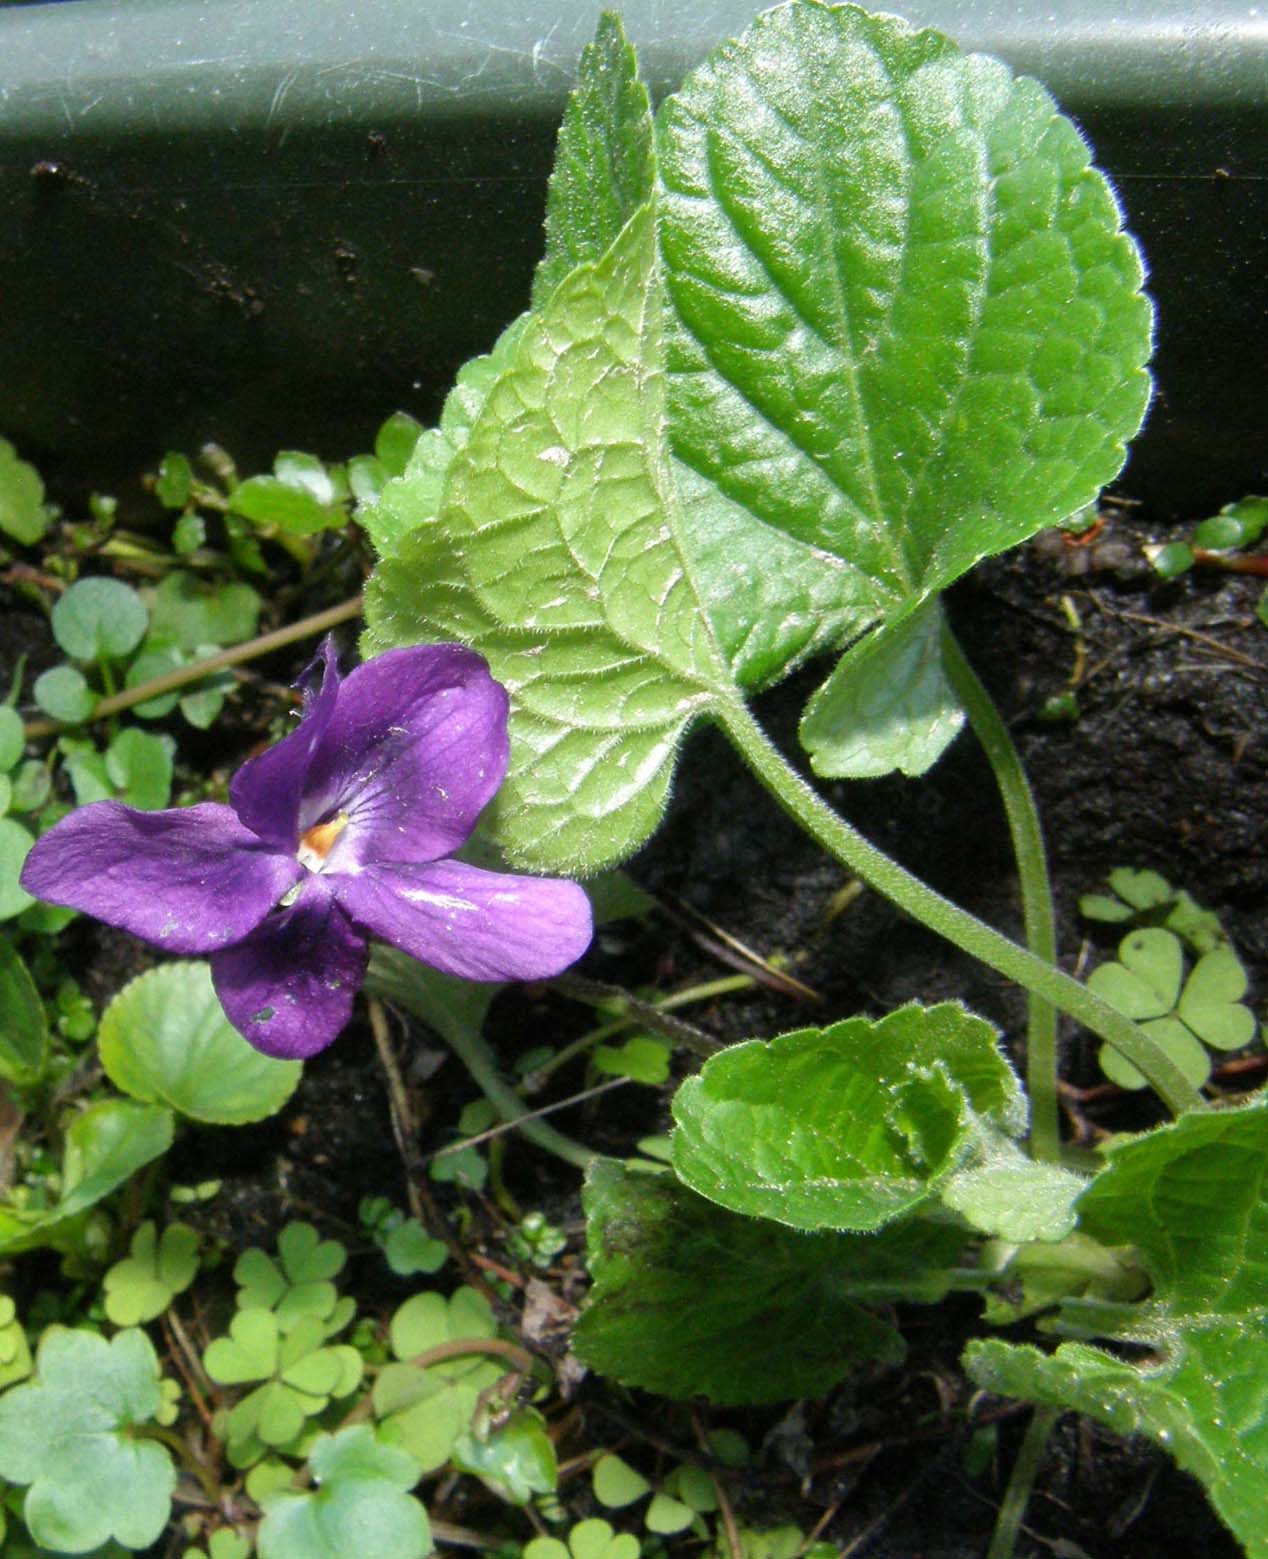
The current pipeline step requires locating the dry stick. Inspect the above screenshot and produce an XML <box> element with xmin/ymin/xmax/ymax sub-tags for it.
<box><xmin>553</xmin><ymin>973</ymin><xmax>723</xmax><ymax>1058</ymax></box>
<box><xmin>367</xmin><ymin>995</ymin><xmax>427</xmax><ymax>1225</ymax></box>
<box><xmin>692</xmin><ymin>1409</ymin><xmax>743</xmax><ymax>1559</ymax></box>
<box><xmin>426</xmin><ymin>1076</ymin><xmax>631</xmax><ymax>1161</ymax></box>
<box><xmin>21</xmin><ymin>593</ymin><xmax>364</xmax><ymax>741</ymax></box>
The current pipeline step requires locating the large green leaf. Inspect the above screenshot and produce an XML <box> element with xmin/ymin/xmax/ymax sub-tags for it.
<box><xmin>533</xmin><ymin>11</ymin><xmax>654</xmax><ymax>308</ymax></box>
<box><xmin>966</xmin><ymin>1104</ymin><xmax>1268</xmax><ymax>1559</ymax></box>
<box><xmin>658</xmin><ymin>0</ymin><xmax>1152</xmax><ymax>774</ymax></box>
<box><xmin>366</xmin><ymin>206</ymin><xmax>735</xmax><ymax>872</ymax></box>
<box><xmin>98</xmin><ymin>962</ymin><xmax>301</xmax><ymax>1125</ymax></box>
<box><xmin>574</xmin><ymin>1159</ymin><xmax>966</xmax><ymax>1404</ymax></box>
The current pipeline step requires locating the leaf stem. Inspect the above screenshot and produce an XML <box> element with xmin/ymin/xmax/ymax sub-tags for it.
<box><xmin>21</xmin><ymin>593</ymin><xmax>364</xmax><ymax>741</ymax></box>
<box><xmin>939</xmin><ymin>623</ymin><xmax>1061</xmax><ymax>1164</ymax></box>
<box><xmin>986</xmin><ymin>1404</ymin><xmax>1060</xmax><ymax>1559</ymax></box>
<box><xmin>715</xmin><ymin>698</ymin><xmax>1204</xmax><ymax>1117</ymax></box>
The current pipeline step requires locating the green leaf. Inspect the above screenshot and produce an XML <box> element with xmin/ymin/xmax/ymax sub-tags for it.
<box><xmin>0</xmin><ymin>818</ymin><xmax>35</xmax><ymax>920</ymax></box>
<box><xmin>529</xmin><ymin>1518</ymin><xmax>640</xmax><ymax>1559</ymax></box>
<box><xmin>232</xmin><ymin>453</ymin><xmax>346</xmax><ymax>535</ymax></box>
<box><xmin>0</xmin><ymin>1327</ymin><xmax>176</xmax><ymax>1553</ymax></box>
<box><xmin>102</xmin><ymin>1221</ymin><xmax>200</xmax><ymax>1326</ymax></box>
<box><xmin>374</xmin><ymin>412</ymin><xmax>425</xmax><ymax>477</ymax></box>
<box><xmin>0</xmin><ymin>438</ymin><xmax>48</xmax><ymax>545</ymax></box>
<box><xmin>798</xmin><ymin>601</ymin><xmax>964</xmax><ymax>778</ymax></box>
<box><xmin>59</xmin><ymin>1099</ymin><xmax>174</xmax><ymax>1222</ymax></box>
<box><xmin>594</xmin><ymin>1034</ymin><xmax>671</xmax><ymax>1084</ymax></box>
<box><xmin>592</xmin><ymin>1452</ymin><xmax>651</xmax><ymax>1508</ymax></box>
<box><xmin>1088</xmin><ymin>927</ymin><xmax>1183</xmax><ymax>1019</ymax></box>
<box><xmin>8</xmin><ymin>758</ymin><xmax>49</xmax><ymax>814</ymax></box>
<box><xmin>1177</xmin><ymin>943</ymin><xmax>1257</xmax><ymax>1051</ymax></box>
<box><xmin>366</xmin><ymin>206</ymin><xmax>733</xmax><ymax>873</ymax></box>
<box><xmin>257</xmin><ymin>1425</ymin><xmax>429</xmax><ymax>1559</ymax></box>
<box><xmin>966</xmin><ymin>1103</ymin><xmax>1268</xmax><ymax>1559</ymax></box>
<box><xmin>533</xmin><ymin>10</ymin><xmax>655</xmax><ymax>307</ymax></box>
<box><xmin>106</xmin><ymin>727</ymin><xmax>173</xmax><ymax>809</ymax></box>
<box><xmin>146</xmin><ymin>573</ymin><xmax>262</xmax><ymax>650</ymax></box>
<box><xmin>0</xmin><ymin>1295</ymin><xmax>33</xmax><ymax>1390</ymax></box>
<box><xmin>98</xmin><ymin>962</ymin><xmax>302</xmax><ymax>1125</ymax></box>
<box><xmin>154</xmin><ymin>451</ymin><xmax>193</xmax><ymax>509</ymax></box>
<box><xmin>0</xmin><ymin>939</ymin><xmax>49</xmax><ymax>1085</ymax></box>
<box><xmin>659</xmin><ymin>0</ymin><xmax>1152</xmax><ymax>774</ymax></box>
<box><xmin>453</xmin><ymin>1406</ymin><xmax>558</xmax><ymax>1503</ymax></box>
<box><xmin>573</xmin><ymin>1159</ymin><xmax>965</xmax><ymax>1404</ymax></box>
<box><xmin>125</xmin><ymin>644</ymin><xmax>183</xmax><ymax>718</ymax></box>
<box><xmin>51</xmin><ymin>578</ymin><xmax>148</xmax><ymax>660</ymax></box>
<box><xmin>670</xmin><ymin>1003</ymin><xmax>1023</xmax><ymax>1232</ymax></box>
<box><xmin>382</xmin><ymin>1221</ymin><xmax>447</xmax><ymax>1277</ymax></box>
<box><xmin>0</xmin><ymin>706</ymin><xmax>24</xmax><ymax>772</ymax></box>
<box><xmin>32</xmin><ymin>666</ymin><xmax>98</xmax><ymax>724</ymax></box>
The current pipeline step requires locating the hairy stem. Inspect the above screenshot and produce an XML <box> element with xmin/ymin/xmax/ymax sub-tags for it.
<box><xmin>940</xmin><ymin>623</ymin><xmax>1061</xmax><ymax>1163</ymax></box>
<box><xmin>716</xmin><ymin>699</ymin><xmax>1203</xmax><ymax>1117</ymax></box>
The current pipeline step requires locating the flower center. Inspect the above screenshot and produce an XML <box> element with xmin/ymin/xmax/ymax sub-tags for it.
<box><xmin>297</xmin><ymin>812</ymin><xmax>350</xmax><ymax>872</ymax></box>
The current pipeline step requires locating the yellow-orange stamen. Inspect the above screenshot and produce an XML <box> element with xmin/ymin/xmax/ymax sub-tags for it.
<box><xmin>298</xmin><ymin>813</ymin><xmax>350</xmax><ymax>869</ymax></box>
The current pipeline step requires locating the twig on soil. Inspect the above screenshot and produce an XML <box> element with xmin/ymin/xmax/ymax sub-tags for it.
<box><xmin>693</xmin><ymin>1409</ymin><xmax>743</xmax><ymax>1559</ymax></box>
<box><xmin>662</xmin><ymin>895</ymin><xmax>823</xmax><ymax>1002</ymax></box>
<box><xmin>553</xmin><ymin>973</ymin><xmax>724</xmax><ymax>1057</ymax></box>
<box><xmin>20</xmin><ymin>592</ymin><xmax>364</xmax><ymax>740</ymax></box>
<box><xmin>425</xmin><ymin>1077</ymin><xmax>630</xmax><ymax>1162</ymax></box>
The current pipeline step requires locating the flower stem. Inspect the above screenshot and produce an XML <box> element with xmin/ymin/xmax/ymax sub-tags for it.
<box><xmin>715</xmin><ymin>697</ymin><xmax>1204</xmax><ymax>1117</ymax></box>
<box><xmin>22</xmin><ymin>593</ymin><xmax>364</xmax><ymax>740</ymax></box>
<box><xmin>939</xmin><ymin>623</ymin><xmax>1061</xmax><ymax>1164</ymax></box>
<box><xmin>987</xmin><ymin>1404</ymin><xmax>1060</xmax><ymax>1559</ymax></box>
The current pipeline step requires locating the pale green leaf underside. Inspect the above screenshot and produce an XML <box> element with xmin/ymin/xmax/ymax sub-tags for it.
<box><xmin>798</xmin><ymin>600</ymin><xmax>964</xmax><ymax>777</ymax></box>
<box><xmin>671</xmin><ymin>1002</ymin><xmax>1027</xmax><ymax>1233</ymax></box>
<box><xmin>366</xmin><ymin>206</ymin><xmax>732</xmax><ymax>873</ymax></box>
<box><xmin>966</xmin><ymin>1104</ymin><xmax>1268</xmax><ymax>1558</ymax></box>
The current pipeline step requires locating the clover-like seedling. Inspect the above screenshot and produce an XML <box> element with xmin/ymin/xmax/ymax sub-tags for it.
<box><xmin>526</xmin><ymin>1516</ymin><xmax>641</xmax><ymax>1559</ymax></box>
<box><xmin>256</xmin><ymin>1425</ymin><xmax>430</xmax><ymax>1559</ymax></box>
<box><xmin>507</xmin><ymin>1211</ymin><xmax>568</xmax><ymax>1271</ymax></box>
<box><xmin>103</xmin><ymin>1220</ymin><xmax>200</xmax><ymax>1326</ymax></box>
<box><xmin>203</xmin><ymin>1310</ymin><xmax>363</xmax><ymax>1457</ymax></box>
<box><xmin>1088</xmin><ymin>927</ymin><xmax>1258</xmax><ymax>1090</ymax></box>
<box><xmin>372</xmin><ymin>1288</ymin><xmax>503</xmax><ymax>1473</ymax></box>
<box><xmin>1080</xmin><ymin>867</ymin><xmax>1227</xmax><ymax>956</ymax></box>
<box><xmin>0</xmin><ymin>1327</ymin><xmax>176</xmax><ymax>1553</ymax></box>
<box><xmin>235</xmin><ymin>1221</ymin><xmax>351</xmax><ymax>1334</ymax></box>
<box><xmin>0</xmin><ymin>1298</ymin><xmax>31</xmax><ymax>1391</ymax></box>
<box><xmin>182</xmin><ymin>1527</ymin><xmax>253</xmax><ymax>1559</ymax></box>
<box><xmin>359</xmin><ymin>1199</ymin><xmax>447</xmax><ymax>1277</ymax></box>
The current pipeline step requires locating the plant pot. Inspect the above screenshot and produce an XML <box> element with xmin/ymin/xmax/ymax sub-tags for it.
<box><xmin>0</xmin><ymin>0</ymin><xmax>1263</xmax><ymax>511</ymax></box>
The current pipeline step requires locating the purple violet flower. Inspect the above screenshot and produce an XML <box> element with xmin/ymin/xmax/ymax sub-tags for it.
<box><xmin>20</xmin><ymin>640</ymin><xmax>593</xmax><ymax>1060</ymax></box>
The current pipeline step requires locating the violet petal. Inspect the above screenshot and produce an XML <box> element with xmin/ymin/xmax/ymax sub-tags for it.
<box><xmin>211</xmin><ymin>877</ymin><xmax>368</xmax><ymax>1059</ymax></box>
<box><xmin>19</xmin><ymin>802</ymin><xmax>300</xmax><ymax>954</ymax></box>
<box><xmin>335</xmin><ymin>858</ymin><xmax>593</xmax><ymax>982</ymax></box>
<box><xmin>230</xmin><ymin>637</ymin><xmax>341</xmax><ymax>850</ymax></box>
<box><xmin>300</xmin><ymin>645</ymin><xmax>510</xmax><ymax>870</ymax></box>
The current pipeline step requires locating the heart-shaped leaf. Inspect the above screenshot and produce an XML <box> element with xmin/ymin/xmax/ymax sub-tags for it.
<box><xmin>0</xmin><ymin>1328</ymin><xmax>176</xmax><ymax>1553</ymax></box>
<box><xmin>1177</xmin><ymin>943</ymin><xmax>1257</xmax><ymax>1051</ymax></box>
<box><xmin>659</xmin><ymin>0</ymin><xmax>1152</xmax><ymax>776</ymax></box>
<box><xmin>1088</xmin><ymin>927</ymin><xmax>1184</xmax><ymax>1020</ymax></box>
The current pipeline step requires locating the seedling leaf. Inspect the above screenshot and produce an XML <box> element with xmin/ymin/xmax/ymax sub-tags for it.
<box><xmin>103</xmin><ymin>1221</ymin><xmax>200</xmax><ymax>1326</ymax></box>
<box><xmin>0</xmin><ymin>940</ymin><xmax>49</xmax><ymax>1085</ymax></box>
<box><xmin>0</xmin><ymin>438</ymin><xmax>48</xmax><ymax>545</ymax></box>
<box><xmin>52</xmin><ymin>578</ymin><xmax>148</xmax><ymax>661</ymax></box>
<box><xmin>257</xmin><ymin>1425</ymin><xmax>429</xmax><ymax>1559</ymax></box>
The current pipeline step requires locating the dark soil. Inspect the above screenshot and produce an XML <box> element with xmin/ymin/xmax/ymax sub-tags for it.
<box><xmin>2</xmin><ymin>499</ymin><xmax>1262</xmax><ymax>1558</ymax></box>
